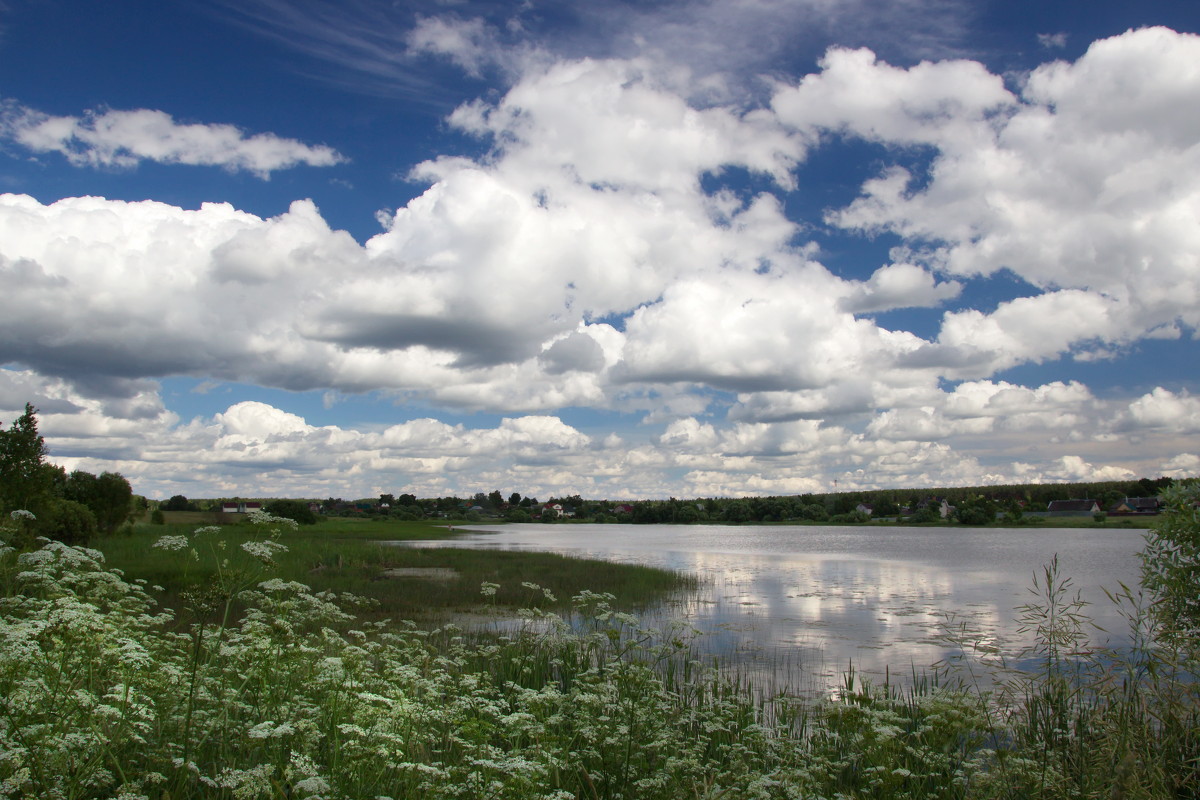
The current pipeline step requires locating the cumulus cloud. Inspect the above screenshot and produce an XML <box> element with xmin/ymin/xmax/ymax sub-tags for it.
<box><xmin>790</xmin><ymin>28</ymin><xmax>1200</xmax><ymax>365</ymax></box>
<box><xmin>839</xmin><ymin>263</ymin><xmax>961</xmax><ymax>313</ymax></box>
<box><xmin>1</xmin><ymin>100</ymin><xmax>345</xmax><ymax>177</ymax></box>
<box><xmin>4</xmin><ymin>26</ymin><xmax>1200</xmax><ymax>496</ymax></box>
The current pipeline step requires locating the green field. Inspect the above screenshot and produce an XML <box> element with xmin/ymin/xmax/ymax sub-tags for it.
<box><xmin>102</xmin><ymin>514</ymin><xmax>695</xmax><ymax>622</ymax></box>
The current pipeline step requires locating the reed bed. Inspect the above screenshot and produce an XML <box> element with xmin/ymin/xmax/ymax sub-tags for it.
<box><xmin>1</xmin><ymin>509</ymin><xmax>1197</xmax><ymax>799</ymax></box>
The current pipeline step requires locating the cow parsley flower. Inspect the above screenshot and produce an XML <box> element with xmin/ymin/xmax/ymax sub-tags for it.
<box><xmin>241</xmin><ymin>539</ymin><xmax>288</xmax><ymax>564</ymax></box>
<box><xmin>152</xmin><ymin>535</ymin><xmax>189</xmax><ymax>552</ymax></box>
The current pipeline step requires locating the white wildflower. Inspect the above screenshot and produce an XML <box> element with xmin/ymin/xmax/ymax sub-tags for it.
<box><xmin>292</xmin><ymin>776</ymin><xmax>331</xmax><ymax>797</ymax></box>
<box><xmin>241</xmin><ymin>539</ymin><xmax>288</xmax><ymax>564</ymax></box>
<box><xmin>9</xmin><ymin>509</ymin><xmax>35</xmax><ymax>521</ymax></box>
<box><xmin>152</xmin><ymin>535</ymin><xmax>189</xmax><ymax>552</ymax></box>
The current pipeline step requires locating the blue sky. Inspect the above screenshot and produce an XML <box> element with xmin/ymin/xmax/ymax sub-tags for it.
<box><xmin>1</xmin><ymin>0</ymin><xmax>1198</xmax><ymax>501</ymax></box>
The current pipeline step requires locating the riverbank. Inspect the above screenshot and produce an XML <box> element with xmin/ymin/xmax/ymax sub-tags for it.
<box><xmin>2</xmin><ymin>510</ymin><xmax>1196</xmax><ymax>800</ymax></box>
<box><xmin>99</xmin><ymin>515</ymin><xmax>696</xmax><ymax>622</ymax></box>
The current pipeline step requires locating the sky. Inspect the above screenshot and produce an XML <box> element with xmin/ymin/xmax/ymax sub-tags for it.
<box><xmin>1</xmin><ymin>0</ymin><xmax>1199</xmax><ymax>502</ymax></box>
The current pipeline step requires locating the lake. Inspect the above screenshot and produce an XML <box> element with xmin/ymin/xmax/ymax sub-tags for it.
<box><xmin>397</xmin><ymin>523</ymin><xmax>1148</xmax><ymax>692</ymax></box>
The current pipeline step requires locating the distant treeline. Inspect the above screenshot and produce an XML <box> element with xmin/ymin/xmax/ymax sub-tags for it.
<box><xmin>163</xmin><ymin>476</ymin><xmax>1176</xmax><ymax>526</ymax></box>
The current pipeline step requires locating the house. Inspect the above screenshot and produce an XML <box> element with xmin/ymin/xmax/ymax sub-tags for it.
<box><xmin>1109</xmin><ymin>497</ymin><xmax>1161</xmax><ymax>515</ymax></box>
<box><xmin>221</xmin><ymin>501</ymin><xmax>262</xmax><ymax>514</ymax></box>
<box><xmin>542</xmin><ymin>503</ymin><xmax>564</xmax><ymax>518</ymax></box>
<box><xmin>855</xmin><ymin>503</ymin><xmax>874</xmax><ymax>517</ymax></box>
<box><xmin>1047</xmin><ymin>499</ymin><xmax>1101</xmax><ymax>516</ymax></box>
<box><xmin>613</xmin><ymin>504</ymin><xmax>635</xmax><ymax>515</ymax></box>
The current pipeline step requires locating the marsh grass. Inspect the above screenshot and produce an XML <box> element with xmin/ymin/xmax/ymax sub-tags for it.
<box><xmin>99</xmin><ymin>518</ymin><xmax>695</xmax><ymax>623</ymax></box>
<box><xmin>2</xmin><ymin>512</ymin><xmax>1198</xmax><ymax>800</ymax></box>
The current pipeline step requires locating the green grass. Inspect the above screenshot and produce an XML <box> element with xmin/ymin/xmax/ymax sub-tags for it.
<box><xmin>4</xmin><ymin>502</ymin><xmax>1199</xmax><ymax>800</ymax></box>
<box><xmin>102</xmin><ymin>516</ymin><xmax>695</xmax><ymax>622</ymax></box>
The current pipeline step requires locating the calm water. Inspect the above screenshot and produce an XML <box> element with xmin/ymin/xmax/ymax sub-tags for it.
<box><xmin>398</xmin><ymin>523</ymin><xmax>1146</xmax><ymax>690</ymax></box>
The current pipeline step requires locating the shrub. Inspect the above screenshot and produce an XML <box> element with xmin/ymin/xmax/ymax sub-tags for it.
<box><xmin>264</xmin><ymin>499</ymin><xmax>317</xmax><ymax>525</ymax></box>
<box><xmin>34</xmin><ymin>498</ymin><xmax>98</xmax><ymax>545</ymax></box>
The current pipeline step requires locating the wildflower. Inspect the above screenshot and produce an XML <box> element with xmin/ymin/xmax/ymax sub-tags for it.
<box><xmin>241</xmin><ymin>539</ymin><xmax>288</xmax><ymax>565</ymax></box>
<box><xmin>480</xmin><ymin>581</ymin><xmax>500</xmax><ymax>598</ymax></box>
<box><xmin>152</xmin><ymin>535</ymin><xmax>189</xmax><ymax>552</ymax></box>
<box><xmin>9</xmin><ymin>509</ymin><xmax>35</xmax><ymax>522</ymax></box>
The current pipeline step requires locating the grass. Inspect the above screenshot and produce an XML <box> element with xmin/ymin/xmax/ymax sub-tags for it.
<box><xmin>2</xmin><ymin>505</ymin><xmax>1197</xmax><ymax>799</ymax></box>
<box><xmin>100</xmin><ymin>515</ymin><xmax>696</xmax><ymax>622</ymax></box>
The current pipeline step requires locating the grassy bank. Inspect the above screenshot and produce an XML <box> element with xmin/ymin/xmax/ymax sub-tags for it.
<box><xmin>1</xmin><ymin>507</ymin><xmax>1197</xmax><ymax>799</ymax></box>
<box><xmin>99</xmin><ymin>515</ymin><xmax>695</xmax><ymax>621</ymax></box>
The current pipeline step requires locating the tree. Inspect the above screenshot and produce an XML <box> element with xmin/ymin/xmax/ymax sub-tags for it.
<box><xmin>64</xmin><ymin>470</ymin><xmax>133</xmax><ymax>534</ymax></box>
<box><xmin>0</xmin><ymin>403</ymin><xmax>52</xmax><ymax>513</ymax></box>
<box><xmin>162</xmin><ymin>494</ymin><xmax>194</xmax><ymax>512</ymax></box>
<box><xmin>265</xmin><ymin>499</ymin><xmax>317</xmax><ymax>525</ymax></box>
<box><xmin>508</xmin><ymin>492</ymin><xmax>522</xmax><ymax>506</ymax></box>
<box><xmin>488</xmin><ymin>490</ymin><xmax>504</xmax><ymax>507</ymax></box>
<box><xmin>379</xmin><ymin>493</ymin><xmax>395</xmax><ymax>507</ymax></box>
<box><xmin>36</xmin><ymin>498</ymin><xmax>98</xmax><ymax>545</ymax></box>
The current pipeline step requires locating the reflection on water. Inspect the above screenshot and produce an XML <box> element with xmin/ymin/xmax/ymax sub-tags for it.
<box><xmin>394</xmin><ymin>524</ymin><xmax>1144</xmax><ymax>691</ymax></box>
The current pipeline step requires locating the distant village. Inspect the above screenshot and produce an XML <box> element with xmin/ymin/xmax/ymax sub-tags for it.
<box><xmin>159</xmin><ymin>476</ymin><xmax>1176</xmax><ymax>526</ymax></box>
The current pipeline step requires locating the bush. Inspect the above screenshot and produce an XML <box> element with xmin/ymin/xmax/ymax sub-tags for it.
<box><xmin>34</xmin><ymin>498</ymin><xmax>98</xmax><ymax>545</ymax></box>
<box><xmin>264</xmin><ymin>499</ymin><xmax>317</xmax><ymax>525</ymax></box>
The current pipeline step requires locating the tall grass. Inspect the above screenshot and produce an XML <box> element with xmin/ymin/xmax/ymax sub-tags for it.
<box><xmin>1</xmin><ymin>510</ymin><xmax>1197</xmax><ymax>799</ymax></box>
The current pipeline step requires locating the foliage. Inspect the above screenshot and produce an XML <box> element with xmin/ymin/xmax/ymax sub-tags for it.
<box><xmin>1</xmin><ymin>512</ymin><xmax>1198</xmax><ymax>799</ymax></box>
<box><xmin>0</xmin><ymin>403</ymin><xmax>52</xmax><ymax>514</ymax></box>
<box><xmin>264</xmin><ymin>499</ymin><xmax>317</xmax><ymax>525</ymax></box>
<box><xmin>162</xmin><ymin>495</ymin><xmax>196</xmax><ymax>512</ymax></box>
<box><xmin>1139</xmin><ymin>478</ymin><xmax>1200</xmax><ymax>646</ymax></box>
<box><xmin>954</xmin><ymin>494</ymin><xmax>997</xmax><ymax>525</ymax></box>
<box><xmin>34</xmin><ymin>497</ymin><xmax>98</xmax><ymax>545</ymax></box>
<box><xmin>63</xmin><ymin>470</ymin><xmax>134</xmax><ymax>534</ymax></box>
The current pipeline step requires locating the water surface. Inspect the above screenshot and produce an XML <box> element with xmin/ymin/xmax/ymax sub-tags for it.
<box><xmin>397</xmin><ymin>524</ymin><xmax>1145</xmax><ymax>690</ymax></box>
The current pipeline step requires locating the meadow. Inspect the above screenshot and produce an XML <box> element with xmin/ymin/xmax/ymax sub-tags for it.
<box><xmin>1</xmin><ymin>499</ymin><xmax>1197</xmax><ymax>799</ymax></box>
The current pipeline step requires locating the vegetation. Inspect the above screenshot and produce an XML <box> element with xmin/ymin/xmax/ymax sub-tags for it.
<box><xmin>1</xmin><ymin>482</ymin><xmax>1198</xmax><ymax>799</ymax></box>
<box><xmin>0</xmin><ymin>404</ymin><xmax>135</xmax><ymax>545</ymax></box>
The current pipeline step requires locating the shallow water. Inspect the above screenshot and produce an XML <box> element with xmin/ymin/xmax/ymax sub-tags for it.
<box><xmin>396</xmin><ymin>523</ymin><xmax>1145</xmax><ymax>691</ymax></box>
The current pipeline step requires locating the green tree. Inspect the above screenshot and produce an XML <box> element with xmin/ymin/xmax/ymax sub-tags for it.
<box><xmin>35</xmin><ymin>498</ymin><xmax>98</xmax><ymax>545</ymax></box>
<box><xmin>64</xmin><ymin>470</ymin><xmax>133</xmax><ymax>534</ymax></box>
<box><xmin>162</xmin><ymin>494</ymin><xmax>194</xmax><ymax>512</ymax></box>
<box><xmin>265</xmin><ymin>499</ymin><xmax>317</xmax><ymax>525</ymax></box>
<box><xmin>0</xmin><ymin>403</ymin><xmax>52</xmax><ymax>513</ymax></box>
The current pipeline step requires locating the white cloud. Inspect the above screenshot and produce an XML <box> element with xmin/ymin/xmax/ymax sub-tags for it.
<box><xmin>839</xmin><ymin>263</ymin><xmax>961</xmax><ymax>313</ymax></box>
<box><xmin>1</xmin><ymin>101</ymin><xmax>345</xmax><ymax>177</ymax></box>
<box><xmin>1123</xmin><ymin>387</ymin><xmax>1200</xmax><ymax>433</ymax></box>
<box><xmin>3</xmin><ymin>27</ymin><xmax>1199</xmax><ymax>497</ymax></box>
<box><xmin>800</xmin><ymin>28</ymin><xmax>1200</xmax><ymax>361</ymax></box>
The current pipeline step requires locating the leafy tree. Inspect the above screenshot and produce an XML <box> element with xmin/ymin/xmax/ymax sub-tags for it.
<box><xmin>379</xmin><ymin>493</ymin><xmax>395</xmax><ymax>507</ymax></box>
<box><xmin>162</xmin><ymin>494</ymin><xmax>194</xmax><ymax>512</ymax></box>
<box><xmin>488</xmin><ymin>489</ymin><xmax>504</xmax><ymax>507</ymax></box>
<box><xmin>64</xmin><ymin>470</ymin><xmax>133</xmax><ymax>534</ymax></box>
<box><xmin>954</xmin><ymin>494</ymin><xmax>997</xmax><ymax>526</ymax></box>
<box><xmin>508</xmin><ymin>492</ymin><xmax>522</xmax><ymax>506</ymax></box>
<box><xmin>0</xmin><ymin>403</ymin><xmax>53</xmax><ymax>513</ymax></box>
<box><xmin>397</xmin><ymin>494</ymin><xmax>417</xmax><ymax>507</ymax></box>
<box><xmin>36</xmin><ymin>498</ymin><xmax>98</xmax><ymax>545</ymax></box>
<box><xmin>265</xmin><ymin>499</ymin><xmax>317</xmax><ymax>525</ymax></box>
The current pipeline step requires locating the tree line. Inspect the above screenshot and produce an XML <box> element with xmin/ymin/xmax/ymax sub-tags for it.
<box><xmin>0</xmin><ymin>404</ymin><xmax>136</xmax><ymax>544</ymax></box>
